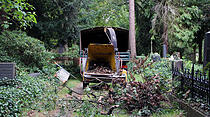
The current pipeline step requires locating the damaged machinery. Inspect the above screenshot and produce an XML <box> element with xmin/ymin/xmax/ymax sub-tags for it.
<box><xmin>80</xmin><ymin>27</ymin><xmax>130</xmax><ymax>88</ymax></box>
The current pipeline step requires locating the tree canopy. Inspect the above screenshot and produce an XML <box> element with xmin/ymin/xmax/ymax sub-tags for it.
<box><xmin>0</xmin><ymin>0</ymin><xmax>37</xmax><ymax>30</ymax></box>
<box><xmin>0</xmin><ymin>0</ymin><xmax>209</xmax><ymax>60</ymax></box>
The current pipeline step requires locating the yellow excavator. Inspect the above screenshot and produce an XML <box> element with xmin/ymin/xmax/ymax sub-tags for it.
<box><xmin>79</xmin><ymin>27</ymin><xmax>130</xmax><ymax>88</ymax></box>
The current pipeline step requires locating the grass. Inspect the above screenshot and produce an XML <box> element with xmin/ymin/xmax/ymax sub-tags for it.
<box><xmin>127</xmin><ymin>73</ymin><xmax>145</xmax><ymax>83</ymax></box>
<box><xmin>58</xmin><ymin>79</ymin><xmax>81</xmax><ymax>98</ymax></box>
<box><xmin>151</xmin><ymin>109</ymin><xmax>185</xmax><ymax>117</ymax></box>
<box><xmin>134</xmin><ymin>74</ymin><xmax>145</xmax><ymax>83</ymax></box>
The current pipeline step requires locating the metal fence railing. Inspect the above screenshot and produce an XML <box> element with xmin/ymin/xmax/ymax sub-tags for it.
<box><xmin>172</xmin><ymin>62</ymin><xmax>210</xmax><ymax>105</ymax></box>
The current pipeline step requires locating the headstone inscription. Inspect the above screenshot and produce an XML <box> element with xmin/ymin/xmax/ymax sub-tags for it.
<box><xmin>0</xmin><ymin>63</ymin><xmax>16</xmax><ymax>80</ymax></box>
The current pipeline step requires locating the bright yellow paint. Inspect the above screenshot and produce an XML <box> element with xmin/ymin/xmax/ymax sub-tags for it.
<box><xmin>122</xmin><ymin>69</ymin><xmax>127</xmax><ymax>82</ymax></box>
<box><xmin>86</xmin><ymin>44</ymin><xmax>116</xmax><ymax>72</ymax></box>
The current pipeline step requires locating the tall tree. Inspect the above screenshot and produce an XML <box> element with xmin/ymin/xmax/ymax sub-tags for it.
<box><xmin>151</xmin><ymin>0</ymin><xmax>176</xmax><ymax>56</ymax></box>
<box><xmin>169</xmin><ymin>0</ymin><xmax>209</xmax><ymax>62</ymax></box>
<box><xmin>27</xmin><ymin>0</ymin><xmax>81</xmax><ymax>49</ymax></box>
<box><xmin>129</xmin><ymin>0</ymin><xmax>136</xmax><ymax>58</ymax></box>
<box><xmin>135</xmin><ymin>0</ymin><xmax>157</xmax><ymax>55</ymax></box>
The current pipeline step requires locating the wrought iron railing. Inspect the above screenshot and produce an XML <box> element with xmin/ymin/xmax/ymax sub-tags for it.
<box><xmin>172</xmin><ymin>62</ymin><xmax>210</xmax><ymax>105</ymax></box>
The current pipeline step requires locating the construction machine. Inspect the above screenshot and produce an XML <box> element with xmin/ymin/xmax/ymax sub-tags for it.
<box><xmin>79</xmin><ymin>27</ymin><xmax>130</xmax><ymax>88</ymax></box>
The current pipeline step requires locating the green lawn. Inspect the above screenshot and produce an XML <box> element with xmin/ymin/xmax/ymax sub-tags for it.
<box><xmin>58</xmin><ymin>79</ymin><xmax>81</xmax><ymax>98</ymax></box>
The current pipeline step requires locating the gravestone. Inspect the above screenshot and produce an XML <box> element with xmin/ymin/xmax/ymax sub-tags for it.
<box><xmin>0</xmin><ymin>63</ymin><xmax>16</xmax><ymax>80</ymax></box>
<box><xmin>163</xmin><ymin>44</ymin><xmax>167</xmax><ymax>58</ymax></box>
<box><xmin>28</xmin><ymin>73</ymin><xmax>40</xmax><ymax>77</ymax></box>
<box><xmin>173</xmin><ymin>60</ymin><xmax>183</xmax><ymax>70</ymax></box>
<box><xmin>204</xmin><ymin>31</ymin><xmax>210</xmax><ymax>67</ymax></box>
<box><xmin>152</xmin><ymin>53</ymin><xmax>161</xmax><ymax>62</ymax></box>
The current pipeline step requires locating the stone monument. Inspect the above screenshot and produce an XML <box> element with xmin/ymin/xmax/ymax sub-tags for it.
<box><xmin>204</xmin><ymin>31</ymin><xmax>210</xmax><ymax>67</ymax></box>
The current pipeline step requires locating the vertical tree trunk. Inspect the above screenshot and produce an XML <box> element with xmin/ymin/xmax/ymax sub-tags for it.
<box><xmin>129</xmin><ymin>0</ymin><xmax>136</xmax><ymax>58</ymax></box>
<box><xmin>193</xmin><ymin>45</ymin><xmax>196</xmax><ymax>63</ymax></box>
<box><xmin>162</xmin><ymin>5</ymin><xmax>168</xmax><ymax>57</ymax></box>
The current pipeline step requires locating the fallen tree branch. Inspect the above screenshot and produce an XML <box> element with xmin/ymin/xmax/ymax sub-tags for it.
<box><xmin>100</xmin><ymin>105</ymin><xmax>119</xmax><ymax>115</ymax></box>
<box><xmin>61</xmin><ymin>99</ymin><xmax>108</xmax><ymax>106</ymax></box>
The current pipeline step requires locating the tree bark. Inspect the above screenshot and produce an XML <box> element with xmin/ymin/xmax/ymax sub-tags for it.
<box><xmin>129</xmin><ymin>0</ymin><xmax>136</xmax><ymax>58</ymax></box>
<box><xmin>162</xmin><ymin>5</ymin><xmax>168</xmax><ymax>56</ymax></box>
<box><xmin>193</xmin><ymin>45</ymin><xmax>196</xmax><ymax>63</ymax></box>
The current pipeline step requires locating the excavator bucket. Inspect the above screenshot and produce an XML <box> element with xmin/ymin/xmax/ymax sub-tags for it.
<box><xmin>85</xmin><ymin>44</ymin><xmax>116</xmax><ymax>72</ymax></box>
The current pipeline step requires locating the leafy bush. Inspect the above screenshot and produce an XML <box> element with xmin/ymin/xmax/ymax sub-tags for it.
<box><xmin>104</xmin><ymin>78</ymin><xmax>166</xmax><ymax>116</ymax></box>
<box><xmin>52</xmin><ymin>44</ymin><xmax>80</xmax><ymax>78</ymax></box>
<box><xmin>0</xmin><ymin>31</ymin><xmax>62</xmax><ymax>116</ymax></box>
<box><xmin>0</xmin><ymin>70</ymin><xmax>59</xmax><ymax>116</ymax></box>
<box><xmin>52</xmin><ymin>44</ymin><xmax>79</xmax><ymax>58</ymax></box>
<box><xmin>127</xmin><ymin>56</ymin><xmax>172</xmax><ymax>93</ymax></box>
<box><xmin>0</xmin><ymin>30</ymin><xmax>51</xmax><ymax>68</ymax></box>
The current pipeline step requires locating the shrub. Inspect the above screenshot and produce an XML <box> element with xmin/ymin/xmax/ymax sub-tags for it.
<box><xmin>0</xmin><ymin>74</ymin><xmax>59</xmax><ymax>116</ymax></box>
<box><xmin>104</xmin><ymin>77</ymin><xmax>166</xmax><ymax>116</ymax></box>
<box><xmin>0</xmin><ymin>31</ymin><xmax>61</xmax><ymax>116</ymax></box>
<box><xmin>0</xmin><ymin>30</ymin><xmax>51</xmax><ymax>68</ymax></box>
<box><xmin>127</xmin><ymin>56</ymin><xmax>172</xmax><ymax>93</ymax></box>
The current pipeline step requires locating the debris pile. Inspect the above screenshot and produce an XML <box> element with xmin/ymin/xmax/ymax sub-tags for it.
<box><xmin>87</xmin><ymin>61</ymin><xmax>114</xmax><ymax>74</ymax></box>
<box><xmin>88</xmin><ymin>66</ymin><xmax>114</xmax><ymax>74</ymax></box>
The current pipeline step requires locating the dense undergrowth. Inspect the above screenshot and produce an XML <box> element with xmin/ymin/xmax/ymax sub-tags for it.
<box><xmin>0</xmin><ymin>31</ymin><xmax>76</xmax><ymax>116</ymax></box>
<box><xmin>0</xmin><ymin>31</ymin><xmax>183</xmax><ymax>116</ymax></box>
<box><xmin>70</xmin><ymin>56</ymin><xmax>181</xmax><ymax>117</ymax></box>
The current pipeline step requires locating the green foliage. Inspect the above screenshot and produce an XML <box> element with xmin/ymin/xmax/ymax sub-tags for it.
<box><xmin>170</xmin><ymin>6</ymin><xmax>202</xmax><ymax>49</ymax></box>
<box><xmin>0</xmin><ymin>0</ymin><xmax>37</xmax><ymax>29</ymax></box>
<box><xmin>127</xmin><ymin>55</ymin><xmax>172</xmax><ymax>93</ymax></box>
<box><xmin>27</xmin><ymin>0</ymin><xmax>81</xmax><ymax>48</ymax></box>
<box><xmin>135</xmin><ymin>0</ymin><xmax>161</xmax><ymax>55</ymax></box>
<box><xmin>151</xmin><ymin>109</ymin><xmax>184</xmax><ymax>117</ymax></box>
<box><xmin>53</xmin><ymin>44</ymin><xmax>79</xmax><ymax>58</ymax></box>
<box><xmin>182</xmin><ymin>59</ymin><xmax>203</xmax><ymax>70</ymax></box>
<box><xmin>0</xmin><ymin>71</ymin><xmax>59</xmax><ymax>116</ymax></box>
<box><xmin>52</xmin><ymin>44</ymin><xmax>80</xmax><ymax>78</ymax></box>
<box><xmin>105</xmin><ymin>77</ymin><xmax>166</xmax><ymax>116</ymax></box>
<box><xmin>135</xmin><ymin>0</ymin><xmax>209</xmax><ymax>57</ymax></box>
<box><xmin>79</xmin><ymin>0</ymin><xmax>129</xmax><ymax>29</ymax></box>
<box><xmin>77</xmin><ymin>101</ymin><xmax>102</xmax><ymax>117</ymax></box>
<box><xmin>0</xmin><ymin>30</ymin><xmax>51</xmax><ymax>68</ymax></box>
<box><xmin>145</xmin><ymin>59</ymin><xmax>172</xmax><ymax>92</ymax></box>
<box><xmin>0</xmin><ymin>30</ymin><xmax>61</xmax><ymax>116</ymax></box>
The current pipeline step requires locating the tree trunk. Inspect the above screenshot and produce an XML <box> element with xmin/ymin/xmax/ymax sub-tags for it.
<box><xmin>193</xmin><ymin>45</ymin><xmax>196</xmax><ymax>63</ymax></box>
<box><xmin>129</xmin><ymin>0</ymin><xmax>136</xmax><ymax>58</ymax></box>
<box><xmin>162</xmin><ymin>5</ymin><xmax>168</xmax><ymax>56</ymax></box>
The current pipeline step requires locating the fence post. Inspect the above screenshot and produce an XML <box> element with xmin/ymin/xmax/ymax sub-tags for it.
<box><xmin>172</xmin><ymin>61</ymin><xmax>174</xmax><ymax>73</ymax></box>
<box><xmin>172</xmin><ymin>61</ymin><xmax>174</xmax><ymax>80</ymax></box>
<box><xmin>191</xmin><ymin>64</ymin><xmax>194</xmax><ymax>98</ymax></box>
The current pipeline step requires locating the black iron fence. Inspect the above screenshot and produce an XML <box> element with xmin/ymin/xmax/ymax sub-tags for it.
<box><xmin>172</xmin><ymin>62</ymin><xmax>210</xmax><ymax>105</ymax></box>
